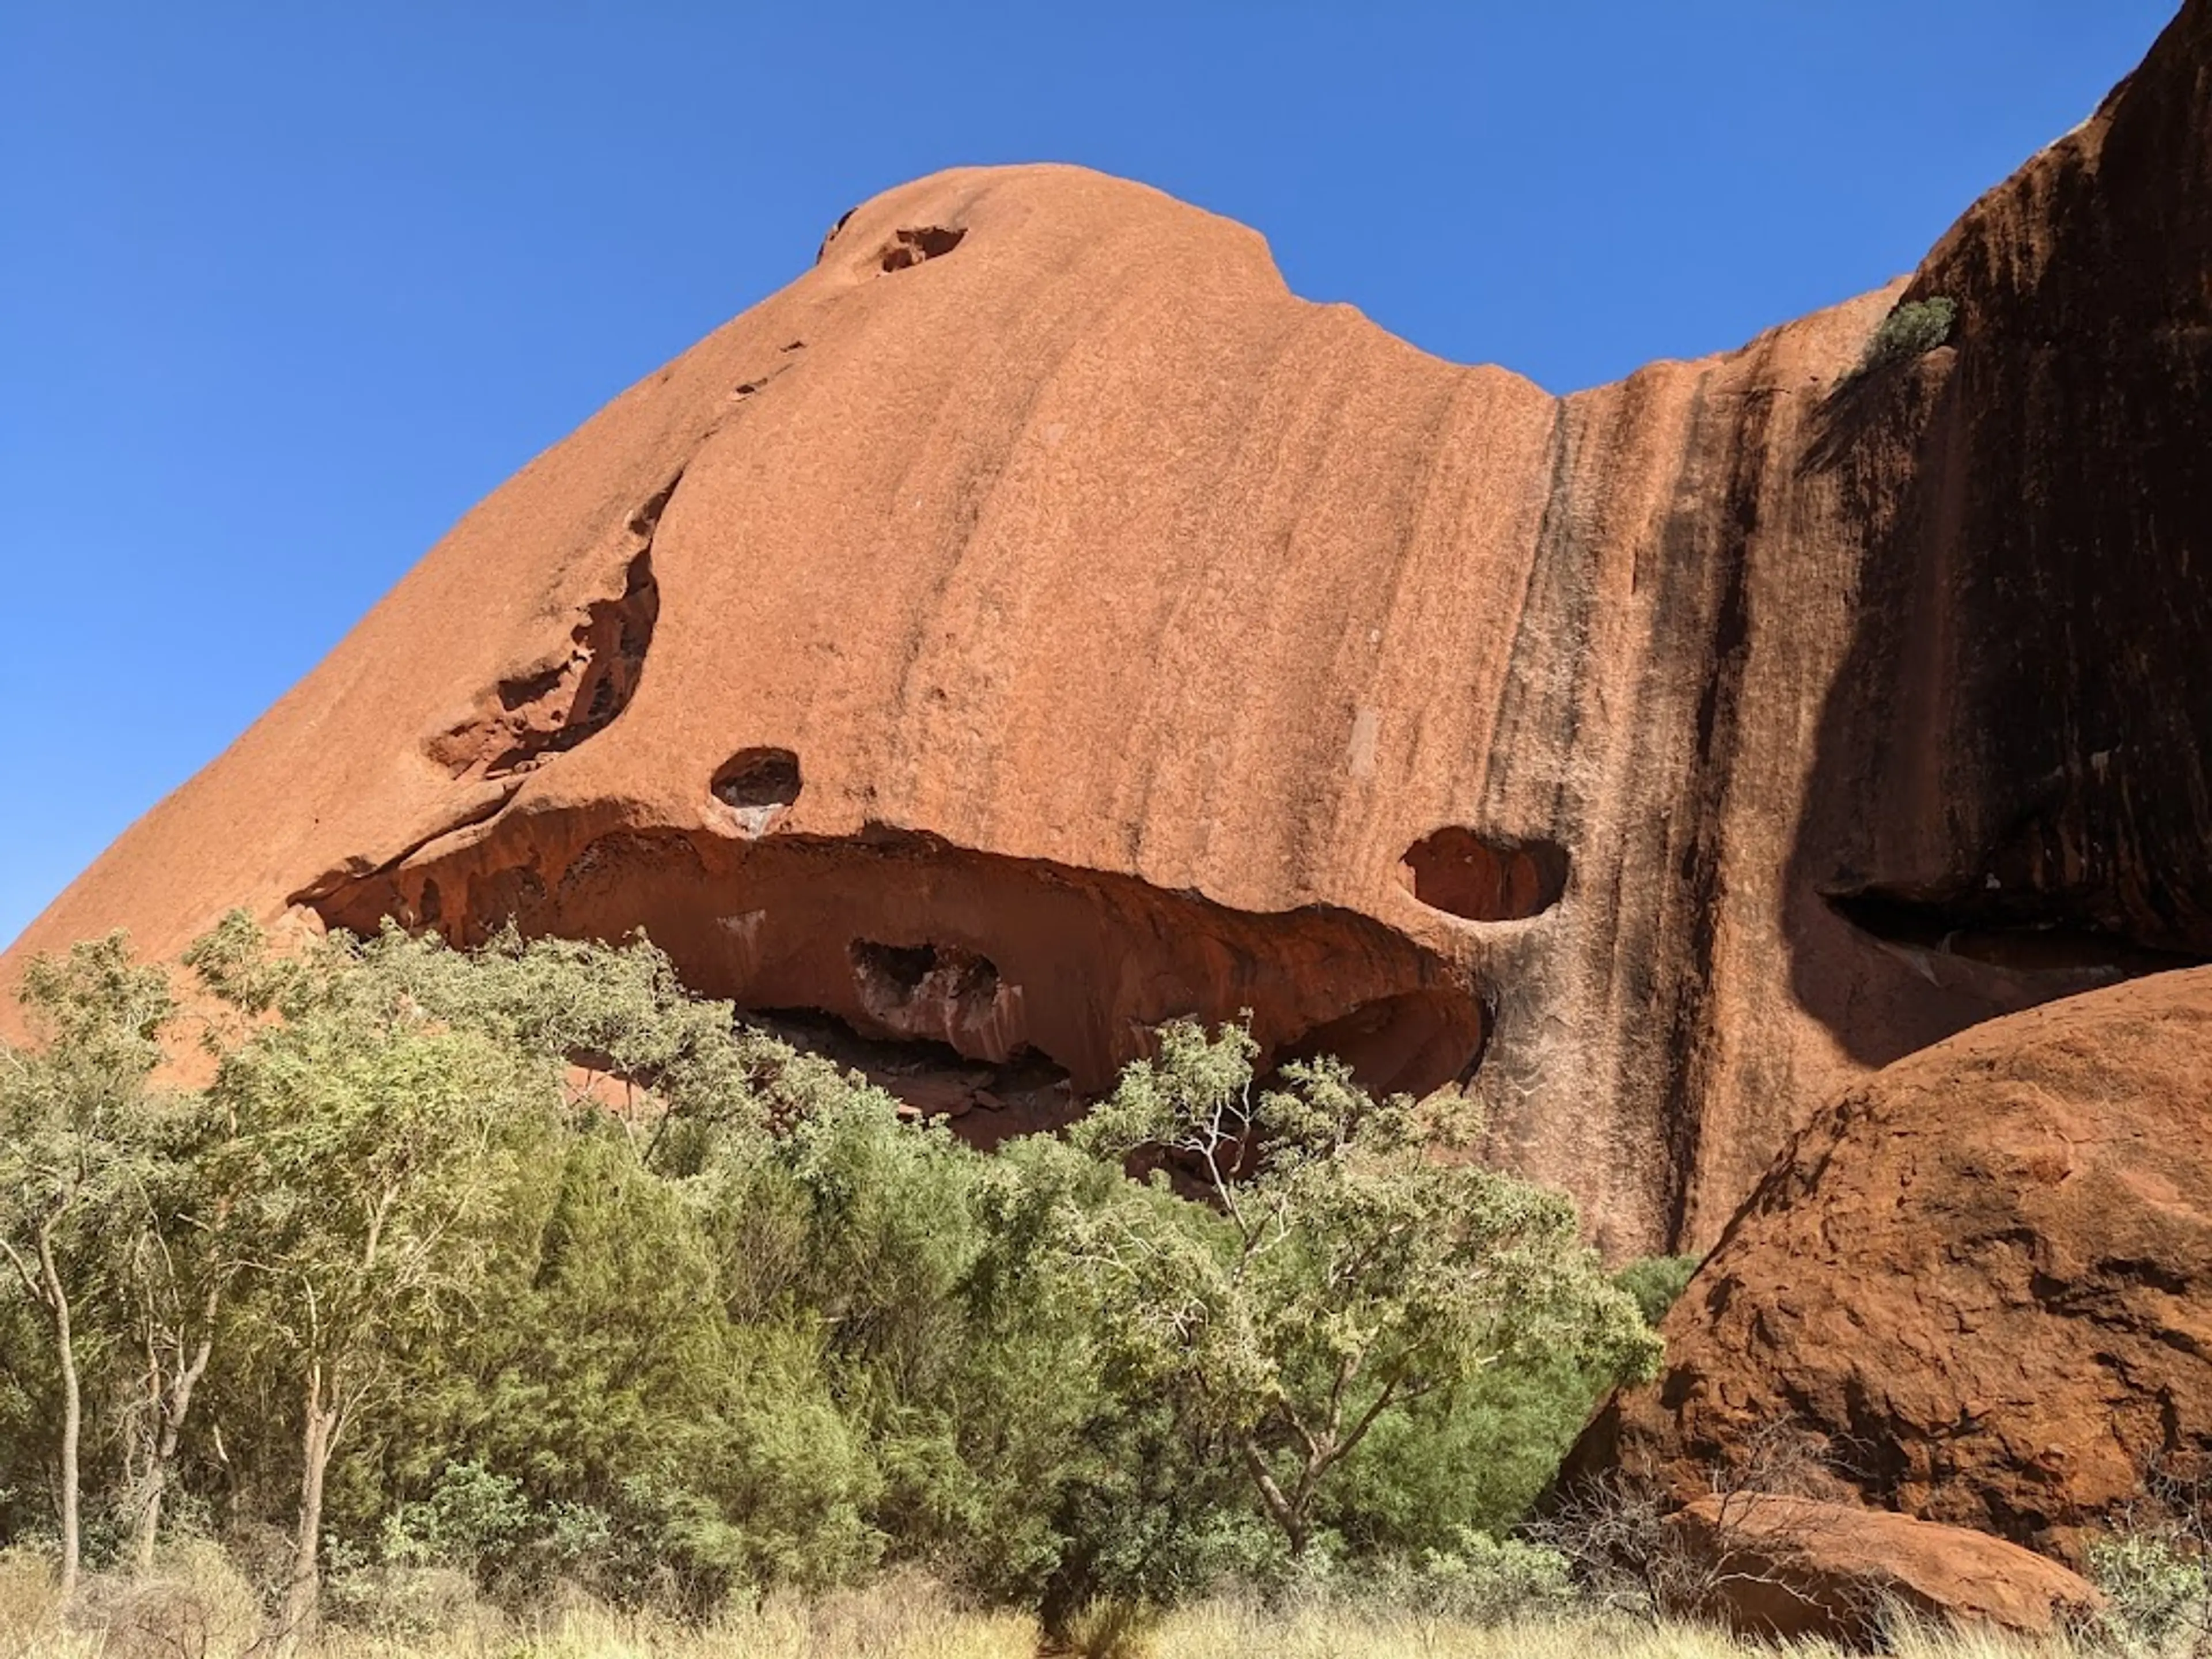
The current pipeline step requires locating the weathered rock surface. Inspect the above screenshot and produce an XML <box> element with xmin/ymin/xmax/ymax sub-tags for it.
<box><xmin>6</xmin><ymin>3</ymin><xmax>2209</xmax><ymax>1251</ymax></box>
<box><xmin>1567</xmin><ymin>967</ymin><xmax>2212</xmax><ymax>1565</ymax></box>
<box><xmin>1661</xmin><ymin>1494</ymin><xmax>2103</xmax><ymax>1646</ymax></box>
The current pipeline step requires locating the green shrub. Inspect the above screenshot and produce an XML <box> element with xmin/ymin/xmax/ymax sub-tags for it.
<box><xmin>1393</xmin><ymin>1530</ymin><xmax>1576</xmax><ymax>1624</ymax></box>
<box><xmin>1070</xmin><ymin>1022</ymin><xmax>1658</xmax><ymax>1563</ymax></box>
<box><xmin>2090</xmin><ymin>1529</ymin><xmax>2212</xmax><ymax>1653</ymax></box>
<box><xmin>380</xmin><ymin>1461</ymin><xmax>531</xmax><ymax>1574</ymax></box>
<box><xmin>1858</xmin><ymin>296</ymin><xmax>1957</xmax><ymax>372</ymax></box>
<box><xmin>1614</xmin><ymin>1254</ymin><xmax>1700</xmax><ymax>1327</ymax></box>
<box><xmin>1318</xmin><ymin>1351</ymin><xmax>1626</xmax><ymax>1550</ymax></box>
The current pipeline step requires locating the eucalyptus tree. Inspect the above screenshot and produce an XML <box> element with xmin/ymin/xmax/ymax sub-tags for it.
<box><xmin>111</xmin><ymin>1084</ymin><xmax>246</xmax><ymax>1573</ymax></box>
<box><xmin>0</xmin><ymin>933</ymin><xmax>174</xmax><ymax>1599</ymax></box>
<box><xmin>192</xmin><ymin>919</ymin><xmax>565</xmax><ymax>1647</ymax></box>
<box><xmin>1069</xmin><ymin>1020</ymin><xmax>1661</xmax><ymax>1559</ymax></box>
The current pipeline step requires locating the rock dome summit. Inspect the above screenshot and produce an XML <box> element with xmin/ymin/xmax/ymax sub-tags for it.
<box><xmin>7</xmin><ymin>1</ymin><xmax>2209</xmax><ymax>1257</ymax></box>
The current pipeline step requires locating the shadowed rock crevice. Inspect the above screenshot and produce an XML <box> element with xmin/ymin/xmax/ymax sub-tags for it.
<box><xmin>815</xmin><ymin>206</ymin><xmax>858</xmax><ymax>263</ymax></box>
<box><xmin>426</xmin><ymin>477</ymin><xmax>678</xmax><ymax>780</ymax></box>
<box><xmin>286</xmin><ymin>783</ymin><xmax>524</xmax><ymax>911</ymax></box>
<box><xmin>1824</xmin><ymin>885</ymin><xmax>2205</xmax><ymax>980</ymax></box>
<box><xmin>297</xmin><ymin>817</ymin><xmax>1487</xmax><ymax>1105</ymax></box>
<box><xmin>847</xmin><ymin>938</ymin><xmax>1020</xmax><ymax>1059</ymax></box>
<box><xmin>1281</xmin><ymin>989</ymin><xmax>1488</xmax><ymax>1093</ymax></box>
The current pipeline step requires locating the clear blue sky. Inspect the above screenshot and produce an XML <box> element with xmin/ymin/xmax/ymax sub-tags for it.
<box><xmin>0</xmin><ymin>2</ymin><xmax>2179</xmax><ymax>951</ymax></box>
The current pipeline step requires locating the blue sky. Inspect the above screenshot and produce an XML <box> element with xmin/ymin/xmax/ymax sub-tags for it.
<box><xmin>0</xmin><ymin>2</ymin><xmax>2180</xmax><ymax>950</ymax></box>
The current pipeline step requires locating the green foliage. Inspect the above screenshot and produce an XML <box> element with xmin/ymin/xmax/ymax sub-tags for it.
<box><xmin>1369</xmin><ymin>1529</ymin><xmax>1577</xmax><ymax>1624</ymax></box>
<box><xmin>1069</xmin><ymin>1020</ymin><xmax>1659</xmax><ymax>1556</ymax></box>
<box><xmin>380</xmin><ymin>1462</ymin><xmax>531</xmax><ymax>1574</ymax></box>
<box><xmin>1313</xmin><ymin>1258</ymin><xmax>1696</xmax><ymax>1554</ymax></box>
<box><xmin>2089</xmin><ymin>1529</ymin><xmax>2212</xmax><ymax>1654</ymax></box>
<box><xmin>0</xmin><ymin>923</ymin><xmax>1671</xmax><ymax>1631</ymax></box>
<box><xmin>1858</xmin><ymin>296</ymin><xmax>1957</xmax><ymax>371</ymax></box>
<box><xmin>1613</xmin><ymin>1255</ymin><xmax>1700</xmax><ymax>1328</ymax></box>
<box><xmin>0</xmin><ymin>931</ymin><xmax>185</xmax><ymax>1588</ymax></box>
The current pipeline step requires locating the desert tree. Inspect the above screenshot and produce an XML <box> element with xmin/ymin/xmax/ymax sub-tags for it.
<box><xmin>1068</xmin><ymin>1019</ymin><xmax>1660</xmax><ymax>1559</ymax></box>
<box><xmin>194</xmin><ymin>919</ymin><xmax>562</xmax><ymax>1647</ymax></box>
<box><xmin>0</xmin><ymin>933</ymin><xmax>174</xmax><ymax>1599</ymax></box>
<box><xmin>109</xmin><ymin>1082</ymin><xmax>249</xmax><ymax>1573</ymax></box>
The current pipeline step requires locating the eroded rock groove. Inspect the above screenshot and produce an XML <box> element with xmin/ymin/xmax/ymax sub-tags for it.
<box><xmin>425</xmin><ymin>476</ymin><xmax>677</xmax><ymax>779</ymax></box>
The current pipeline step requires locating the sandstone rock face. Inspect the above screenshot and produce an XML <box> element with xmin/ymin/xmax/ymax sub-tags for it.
<box><xmin>1661</xmin><ymin>1494</ymin><xmax>2103</xmax><ymax>1646</ymax></box>
<box><xmin>7</xmin><ymin>4</ymin><xmax>2208</xmax><ymax>1251</ymax></box>
<box><xmin>1567</xmin><ymin>967</ymin><xmax>2212</xmax><ymax>1565</ymax></box>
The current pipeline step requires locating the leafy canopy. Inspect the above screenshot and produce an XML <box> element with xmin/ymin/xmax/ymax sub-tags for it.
<box><xmin>1067</xmin><ymin>1019</ymin><xmax>1659</xmax><ymax>1554</ymax></box>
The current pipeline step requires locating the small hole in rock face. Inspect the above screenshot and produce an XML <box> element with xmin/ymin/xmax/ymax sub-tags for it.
<box><xmin>1400</xmin><ymin>828</ymin><xmax>1569</xmax><ymax>922</ymax></box>
<box><xmin>877</xmin><ymin>225</ymin><xmax>965</xmax><ymax>272</ymax></box>
<box><xmin>711</xmin><ymin>748</ymin><xmax>801</xmax><ymax>834</ymax></box>
<box><xmin>713</xmin><ymin>747</ymin><xmax>801</xmax><ymax>809</ymax></box>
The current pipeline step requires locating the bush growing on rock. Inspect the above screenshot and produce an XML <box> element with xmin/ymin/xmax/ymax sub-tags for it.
<box><xmin>1857</xmin><ymin>296</ymin><xmax>1957</xmax><ymax>370</ymax></box>
<box><xmin>1613</xmin><ymin>1253</ymin><xmax>1700</xmax><ymax>1327</ymax></box>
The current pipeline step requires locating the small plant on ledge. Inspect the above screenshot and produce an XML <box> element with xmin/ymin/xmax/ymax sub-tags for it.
<box><xmin>1858</xmin><ymin>295</ymin><xmax>1959</xmax><ymax>373</ymax></box>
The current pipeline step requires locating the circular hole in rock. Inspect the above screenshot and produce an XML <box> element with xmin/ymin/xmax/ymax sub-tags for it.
<box><xmin>711</xmin><ymin>748</ymin><xmax>801</xmax><ymax>833</ymax></box>
<box><xmin>1400</xmin><ymin>828</ymin><xmax>1568</xmax><ymax>922</ymax></box>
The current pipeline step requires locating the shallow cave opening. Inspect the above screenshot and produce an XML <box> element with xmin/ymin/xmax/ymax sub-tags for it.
<box><xmin>1278</xmin><ymin>988</ymin><xmax>1490</xmax><ymax>1093</ymax></box>
<box><xmin>846</xmin><ymin>938</ymin><xmax>1016</xmax><ymax>1058</ymax></box>
<box><xmin>1823</xmin><ymin>885</ymin><xmax>2207</xmax><ymax>978</ymax></box>
<box><xmin>301</xmin><ymin>820</ymin><xmax>1491</xmax><ymax>1111</ymax></box>
<box><xmin>849</xmin><ymin>938</ymin><xmax>998</xmax><ymax>1001</ymax></box>
<box><xmin>1400</xmin><ymin>828</ymin><xmax>1569</xmax><ymax>922</ymax></box>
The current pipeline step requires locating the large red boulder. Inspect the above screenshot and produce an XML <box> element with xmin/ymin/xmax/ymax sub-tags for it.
<box><xmin>1661</xmin><ymin>1494</ymin><xmax>2101</xmax><ymax>1646</ymax></box>
<box><xmin>1569</xmin><ymin>968</ymin><xmax>2212</xmax><ymax>1566</ymax></box>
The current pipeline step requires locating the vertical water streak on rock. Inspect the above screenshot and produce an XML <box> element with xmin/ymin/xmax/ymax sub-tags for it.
<box><xmin>1654</xmin><ymin>381</ymin><xmax>1772</xmax><ymax>1245</ymax></box>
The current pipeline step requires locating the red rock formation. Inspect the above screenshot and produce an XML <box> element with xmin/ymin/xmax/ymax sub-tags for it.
<box><xmin>6</xmin><ymin>3</ymin><xmax>2206</xmax><ymax>1252</ymax></box>
<box><xmin>1565</xmin><ymin>967</ymin><xmax>2212</xmax><ymax>1567</ymax></box>
<box><xmin>1661</xmin><ymin>1494</ymin><xmax>2103</xmax><ymax>1645</ymax></box>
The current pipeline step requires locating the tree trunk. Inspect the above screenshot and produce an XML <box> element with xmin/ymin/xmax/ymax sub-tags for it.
<box><xmin>131</xmin><ymin>1333</ymin><xmax>212</xmax><ymax>1574</ymax></box>
<box><xmin>38</xmin><ymin>1225</ymin><xmax>81</xmax><ymax>1603</ymax></box>
<box><xmin>278</xmin><ymin>1373</ymin><xmax>339</xmax><ymax>1653</ymax></box>
<box><xmin>1237</xmin><ymin>1435</ymin><xmax>1311</xmax><ymax>1558</ymax></box>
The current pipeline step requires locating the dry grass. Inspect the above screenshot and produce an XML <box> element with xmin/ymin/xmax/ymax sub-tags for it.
<box><xmin>1139</xmin><ymin>1597</ymin><xmax>2096</xmax><ymax>1659</ymax></box>
<box><xmin>0</xmin><ymin>1547</ymin><xmax>2108</xmax><ymax>1658</ymax></box>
